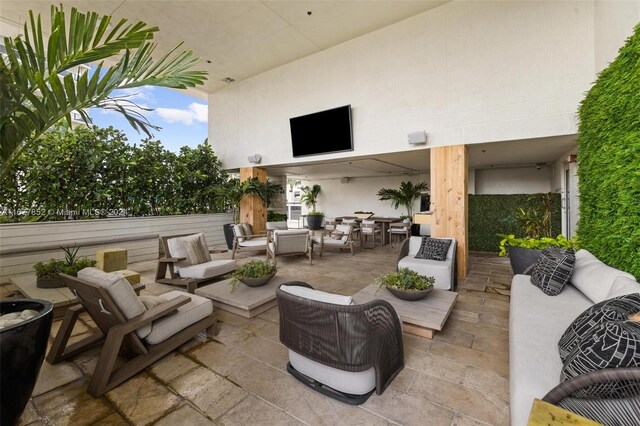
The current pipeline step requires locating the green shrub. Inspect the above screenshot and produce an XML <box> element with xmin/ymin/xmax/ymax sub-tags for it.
<box><xmin>376</xmin><ymin>268</ymin><xmax>435</xmax><ymax>291</ymax></box>
<box><xmin>229</xmin><ymin>260</ymin><xmax>277</xmax><ymax>291</ymax></box>
<box><xmin>468</xmin><ymin>194</ymin><xmax>561</xmax><ymax>252</ymax></box>
<box><xmin>577</xmin><ymin>23</ymin><xmax>640</xmax><ymax>277</ymax></box>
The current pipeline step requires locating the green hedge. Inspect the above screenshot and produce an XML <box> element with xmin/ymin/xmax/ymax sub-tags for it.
<box><xmin>468</xmin><ymin>194</ymin><xmax>561</xmax><ymax>252</ymax></box>
<box><xmin>577</xmin><ymin>23</ymin><xmax>640</xmax><ymax>277</ymax></box>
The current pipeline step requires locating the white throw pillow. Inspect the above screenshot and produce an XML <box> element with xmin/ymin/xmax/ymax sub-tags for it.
<box><xmin>280</xmin><ymin>285</ymin><xmax>353</xmax><ymax>305</ymax></box>
<box><xmin>571</xmin><ymin>249</ymin><xmax>636</xmax><ymax>303</ymax></box>
<box><xmin>182</xmin><ymin>233</ymin><xmax>211</xmax><ymax>265</ymax></box>
<box><xmin>233</xmin><ymin>224</ymin><xmax>245</xmax><ymax>242</ymax></box>
<box><xmin>607</xmin><ymin>276</ymin><xmax>640</xmax><ymax>299</ymax></box>
<box><xmin>167</xmin><ymin>236</ymin><xmax>189</xmax><ymax>260</ymax></box>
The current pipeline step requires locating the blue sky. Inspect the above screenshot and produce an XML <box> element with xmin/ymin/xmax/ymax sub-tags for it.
<box><xmin>89</xmin><ymin>85</ymin><xmax>208</xmax><ymax>153</ymax></box>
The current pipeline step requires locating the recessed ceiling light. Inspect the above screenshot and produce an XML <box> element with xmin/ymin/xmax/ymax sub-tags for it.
<box><xmin>222</xmin><ymin>77</ymin><xmax>236</xmax><ymax>83</ymax></box>
<box><xmin>206</xmin><ymin>60</ymin><xmax>212</xmax><ymax>64</ymax></box>
<box><xmin>307</xmin><ymin>11</ymin><xmax>312</xmax><ymax>16</ymax></box>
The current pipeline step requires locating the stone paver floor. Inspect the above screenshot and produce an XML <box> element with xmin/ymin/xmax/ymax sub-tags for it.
<box><xmin>3</xmin><ymin>245</ymin><xmax>512</xmax><ymax>426</ymax></box>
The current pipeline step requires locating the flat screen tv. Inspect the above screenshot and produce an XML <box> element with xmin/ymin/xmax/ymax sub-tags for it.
<box><xmin>290</xmin><ymin>105</ymin><xmax>353</xmax><ymax>158</ymax></box>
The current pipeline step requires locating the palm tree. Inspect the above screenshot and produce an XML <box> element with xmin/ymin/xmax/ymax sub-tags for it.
<box><xmin>300</xmin><ymin>184</ymin><xmax>322</xmax><ymax>212</ymax></box>
<box><xmin>0</xmin><ymin>6</ymin><xmax>207</xmax><ymax>182</ymax></box>
<box><xmin>377</xmin><ymin>181</ymin><xmax>428</xmax><ymax>218</ymax></box>
<box><xmin>214</xmin><ymin>178</ymin><xmax>263</xmax><ymax>223</ymax></box>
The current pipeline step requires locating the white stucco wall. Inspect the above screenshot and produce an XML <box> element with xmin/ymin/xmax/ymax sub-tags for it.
<box><xmin>299</xmin><ymin>175</ymin><xmax>429</xmax><ymax>218</ymax></box>
<box><xmin>595</xmin><ymin>1</ymin><xmax>640</xmax><ymax>72</ymax></box>
<box><xmin>552</xmin><ymin>148</ymin><xmax>580</xmax><ymax>238</ymax></box>
<box><xmin>210</xmin><ymin>0</ymin><xmax>600</xmax><ymax>169</ymax></box>
<box><xmin>474</xmin><ymin>167</ymin><xmax>551</xmax><ymax>195</ymax></box>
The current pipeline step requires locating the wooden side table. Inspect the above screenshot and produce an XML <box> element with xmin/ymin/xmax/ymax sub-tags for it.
<box><xmin>527</xmin><ymin>399</ymin><xmax>603</xmax><ymax>425</ymax></box>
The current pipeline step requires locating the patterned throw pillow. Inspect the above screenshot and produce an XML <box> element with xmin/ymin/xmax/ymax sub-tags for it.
<box><xmin>561</xmin><ymin>320</ymin><xmax>640</xmax><ymax>398</ymax></box>
<box><xmin>182</xmin><ymin>234</ymin><xmax>211</xmax><ymax>265</ymax></box>
<box><xmin>558</xmin><ymin>293</ymin><xmax>640</xmax><ymax>362</ymax></box>
<box><xmin>415</xmin><ymin>237</ymin><xmax>451</xmax><ymax>261</ymax></box>
<box><xmin>530</xmin><ymin>247</ymin><xmax>575</xmax><ymax>296</ymax></box>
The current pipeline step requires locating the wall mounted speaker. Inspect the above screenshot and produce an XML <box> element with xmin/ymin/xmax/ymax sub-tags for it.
<box><xmin>408</xmin><ymin>131</ymin><xmax>427</xmax><ymax>145</ymax></box>
<box><xmin>247</xmin><ymin>154</ymin><xmax>262</xmax><ymax>164</ymax></box>
<box><xmin>340</xmin><ymin>177</ymin><xmax>350</xmax><ymax>184</ymax></box>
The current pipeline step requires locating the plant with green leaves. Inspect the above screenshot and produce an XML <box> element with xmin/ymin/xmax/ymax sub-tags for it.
<box><xmin>376</xmin><ymin>268</ymin><xmax>434</xmax><ymax>291</ymax></box>
<box><xmin>229</xmin><ymin>260</ymin><xmax>277</xmax><ymax>291</ymax></box>
<box><xmin>516</xmin><ymin>193</ymin><xmax>555</xmax><ymax>239</ymax></box>
<box><xmin>0</xmin><ymin>5</ymin><xmax>207</xmax><ymax>183</ymax></box>
<box><xmin>300</xmin><ymin>184</ymin><xmax>322</xmax><ymax>213</ymax></box>
<box><xmin>33</xmin><ymin>259</ymin><xmax>64</xmax><ymax>280</ymax></box>
<box><xmin>214</xmin><ymin>177</ymin><xmax>263</xmax><ymax>223</ymax></box>
<box><xmin>377</xmin><ymin>181</ymin><xmax>428</xmax><ymax>218</ymax></box>
<box><xmin>497</xmin><ymin>234</ymin><xmax>577</xmax><ymax>257</ymax></box>
<box><xmin>174</xmin><ymin>143</ymin><xmax>227</xmax><ymax>214</ymax></box>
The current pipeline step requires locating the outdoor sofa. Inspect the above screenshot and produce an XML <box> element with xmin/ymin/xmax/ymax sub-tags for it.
<box><xmin>510</xmin><ymin>249</ymin><xmax>640</xmax><ymax>425</ymax></box>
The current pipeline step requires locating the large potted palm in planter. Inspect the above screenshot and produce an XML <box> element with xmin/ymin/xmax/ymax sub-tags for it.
<box><xmin>0</xmin><ymin>299</ymin><xmax>53</xmax><ymax>425</ymax></box>
<box><xmin>300</xmin><ymin>184</ymin><xmax>324</xmax><ymax>230</ymax></box>
<box><xmin>377</xmin><ymin>180</ymin><xmax>428</xmax><ymax>235</ymax></box>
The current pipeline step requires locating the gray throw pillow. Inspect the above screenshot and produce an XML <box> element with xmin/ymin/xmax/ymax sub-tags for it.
<box><xmin>530</xmin><ymin>247</ymin><xmax>575</xmax><ymax>296</ymax></box>
<box><xmin>558</xmin><ymin>293</ymin><xmax>640</xmax><ymax>362</ymax></box>
<box><xmin>415</xmin><ymin>237</ymin><xmax>451</xmax><ymax>261</ymax></box>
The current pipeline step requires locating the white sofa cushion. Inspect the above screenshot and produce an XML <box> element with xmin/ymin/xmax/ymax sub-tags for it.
<box><xmin>607</xmin><ymin>275</ymin><xmax>640</xmax><ymax>299</ymax></box>
<box><xmin>509</xmin><ymin>274</ymin><xmax>593</xmax><ymax>426</ymax></box>
<box><xmin>77</xmin><ymin>267</ymin><xmax>151</xmax><ymax>338</ymax></box>
<box><xmin>233</xmin><ymin>224</ymin><xmax>245</xmax><ymax>242</ymax></box>
<box><xmin>178</xmin><ymin>259</ymin><xmax>237</xmax><ymax>280</ymax></box>
<box><xmin>144</xmin><ymin>291</ymin><xmax>213</xmax><ymax>345</ymax></box>
<box><xmin>166</xmin><ymin>233</ymin><xmax>210</xmax><ymax>271</ymax></box>
<box><xmin>182</xmin><ymin>233</ymin><xmax>211</xmax><ymax>264</ymax></box>
<box><xmin>281</xmin><ymin>285</ymin><xmax>353</xmax><ymax>305</ymax></box>
<box><xmin>571</xmin><ymin>249</ymin><xmax>635</xmax><ymax>303</ymax></box>
<box><xmin>289</xmin><ymin>350</ymin><xmax>376</xmax><ymax>395</ymax></box>
<box><xmin>238</xmin><ymin>237</ymin><xmax>268</xmax><ymax>248</ymax></box>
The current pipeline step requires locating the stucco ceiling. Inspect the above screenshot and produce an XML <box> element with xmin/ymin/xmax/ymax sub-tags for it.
<box><xmin>0</xmin><ymin>0</ymin><xmax>448</xmax><ymax>95</ymax></box>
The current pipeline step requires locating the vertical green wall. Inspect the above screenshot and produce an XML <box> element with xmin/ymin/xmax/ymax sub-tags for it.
<box><xmin>577</xmin><ymin>23</ymin><xmax>640</xmax><ymax>278</ymax></box>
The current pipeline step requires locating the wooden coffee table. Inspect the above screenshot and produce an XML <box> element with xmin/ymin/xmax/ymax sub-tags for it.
<box><xmin>352</xmin><ymin>284</ymin><xmax>458</xmax><ymax>339</ymax></box>
<box><xmin>195</xmin><ymin>275</ymin><xmax>292</xmax><ymax>319</ymax></box>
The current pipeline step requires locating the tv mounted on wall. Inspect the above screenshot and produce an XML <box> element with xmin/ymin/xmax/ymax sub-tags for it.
<box><xmin>290</xmin><ymin>105</ymin><xmax>353</xmax><ymax>158</ymax></box>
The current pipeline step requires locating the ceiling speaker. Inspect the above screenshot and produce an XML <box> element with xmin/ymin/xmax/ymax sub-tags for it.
<box><xmin>408</xmin><ymin>131</ymin><xmax>427</xmax><ymax>145</ymax></box>
<box><xmin>340</xmin><ymin>177</ymin><xmax>350</xmax><ymax>184</ymax></box>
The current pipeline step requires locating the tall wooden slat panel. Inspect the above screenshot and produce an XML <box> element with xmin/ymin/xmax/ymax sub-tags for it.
<box><xmin>240</xmin><ymin>167</ymin><xmax>267</xmax><ymax>233</ymax></box>
<box><xmin>430</xmin><ymin>145</ymin><xmax>468</xmax><ymax>279</ymax></box>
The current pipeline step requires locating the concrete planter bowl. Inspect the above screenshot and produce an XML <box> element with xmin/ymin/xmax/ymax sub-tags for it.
<box><xmin>386</xmin><ymin>286</ymin><xmax>433</xmax><ymax>301</ymax></box>
<box><xmin>240</xmin><ymin>271</ymin><xmax>277</xmax><ymax>287</ymax></box>
<box><xmin>0</xmin><ymin>299</ymin><xmax>54</xmax><ymax>425</ymax></box>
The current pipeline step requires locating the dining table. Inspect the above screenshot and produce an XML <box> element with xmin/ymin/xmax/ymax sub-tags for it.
<box><xmin>334</xmin><ymin>216</ymin><xmax>401</xmax><ymax>245</ymax></box>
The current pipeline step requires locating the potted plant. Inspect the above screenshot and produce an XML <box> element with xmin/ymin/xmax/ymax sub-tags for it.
<box><xmin>229</xmin><ymin>260</ymin><xmax>277</xmax><ymax>291</ymax></box>
<box><xmin>300</xmin><ymin>184</ymin><xmax>323</xmax><ymax>230</ymax></box>
<box><xmin>354</xmin><ymin>211</ymin><xmax>374</xmax><ymax>219</ymax></box>
<box><xmin>377</xmin><ymin>181</ymin><xmax>428</xmax><ymax>219</ymax></box>
<box><xmin>498</xmin><ymin>234</ymin><xmax>576</xmax><ymax>274</ymax></box>
<box><xmin>375</xmin><ymin>268</ymin><xmax>435</xmax><ymax>301</ymax></box>
<box><xmin>399</xmin><ymin>214</ymin><xmax>412</xmax><ymax>224</ymax></box>
<box><xmin>215</xmin><ymin>177</ymin><xmax>264</xmax><ymax>249</ymax></box>
<box><xmin>1</xmin><ymin>299</ymin><xmax>53</xmax><ymax>425</ymax></box>
<box><xmin>33</xmin><ymin>246</ymin><xmax>97</xmax><ymax>288</ymax></box>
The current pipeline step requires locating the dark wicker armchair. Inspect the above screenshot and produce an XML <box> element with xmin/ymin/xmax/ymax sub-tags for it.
<box><xmin>543</xmin><ymin>367</ymin><xmax>640</xmax><ymax>425</ymax></box>
<box><xmin>276</xmin><ymin>282</ymin><xmax>404</xmax><ymax>405</ymax></box>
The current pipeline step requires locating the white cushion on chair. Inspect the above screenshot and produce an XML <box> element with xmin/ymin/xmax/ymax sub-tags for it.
<box><xmin>238</xmin><ymin>237</ymin><xmax>268</xmax><ymax>247</ymax></box>
<box><xmin>322</xmin><ymin>238</ymin><xmax>347</xmax><ymax>246</ymax></box>
<box><xmin>178</xmin><ymin>259</ymin><xmax>237</xmax><ymax>280</ymax></box>
<box><xmin>233</xmin><ymin>224</ymin><xmax>245</xmax><ymax>242</ymax></box>
<box><xmin>289</xmin><ymin>350</ymin><xmax>376</xmax><ymax>395</ymax></box>
<box><xmin>144</xmin><ymin>291</ymin><xmax>213</xmax><ymax>345</ymax></box>
<box><xmin>281</xmin><ymin>285</ymin><xmax>353</xmax><ymax>305</ymax></box>
<box><xmin>77</xmin><ymin>267</ymin><xmax>151</xmax><ymax>338</ymax></box>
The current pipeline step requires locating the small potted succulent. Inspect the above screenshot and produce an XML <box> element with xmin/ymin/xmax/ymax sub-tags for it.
<box><xmin>229</xmin><ymin>260</ymin><xmax>277</xmax><ymax>291</ymax></box>
<box><xmin>354</xmin><ymin>211</ymin><xmax>374</xmax><ymax>219</ymax></box>
<box><xmin>33</xmin><ymin>246</ymin><xmax>97</xmax><ymax>288</ymax></box>
<box><xmin>376</xmin><ymin>268</ymin><xmax>435</xmax><ymax>301</ymax></box>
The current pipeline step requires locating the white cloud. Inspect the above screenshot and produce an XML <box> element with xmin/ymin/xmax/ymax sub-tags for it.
<box><xmin>113</xmin><ymin>86</ymin><xmax>155</xmax><ymax>102</ymax></box>
<box><xmin>156</xmin><ymin>102</ymin><xmax>208</xmax><ymax>125</ymax></box>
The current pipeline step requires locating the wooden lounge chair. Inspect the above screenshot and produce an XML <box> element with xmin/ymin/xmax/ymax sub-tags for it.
<box><xmin>47</xmin><ymin>268</ymin><xmax>217</xmax><ymax>397</ymax></box>
<box><xmin>316</xmin><ymin>224</ymin><xmax>355</xmax><ymax>256</ymax></box>
<box><xmin>267</xmin><ymin>229</ymin><xmax>313</xmax><ymax>264</ymax></box>
<box><xmin>231</xmin><ymin>223</ymin><xmax>268</xmax><ymax>259</ymax></box>
<box><xmin>156</xmin><ymin>233</ymin><xmax>236</xmax><ymax>293</ymax></box>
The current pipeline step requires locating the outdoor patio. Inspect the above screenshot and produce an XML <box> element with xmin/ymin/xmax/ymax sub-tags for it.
<box><xmin>4</xmin><ymin>247</ymin><xmax>512</xmax><ymax>426</ymax></box>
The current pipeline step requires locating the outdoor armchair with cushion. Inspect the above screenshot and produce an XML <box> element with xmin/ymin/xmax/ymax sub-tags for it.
<box><xmin>231</xmin><ymin>223</ymin><xmax>268</xmax><ymax>259</ymax></box>
<box><xmin>361</xmin><ymin>219</ymin><xmax>382</xmax><ymax>248</ymax></box>
<box><xmin>48</xmin><ymin>268</ymin><xmax>217</xmax><ymax>397</ymax></box>
<box><xmin>397</xmin><ymin>236</ymin><xmax>457</xmax><ymax>291</ymax></box>
<box><xmin>316</xmin><ymin>224</ymin><xmax>355</xmax><ymax>256</ymax></box>
<box><xmin>267</xmin><ymin>229</ymin><xmax>312</xmax><ymax>264</ymax></box>
<box><xmin>156</xmin><ymin>233</ymin><xmax>236</xmax><ymax>293</ymax></box>
<box><xmin>389</xmin><ymin>222</ymin><xmax>411</xmax><ymax>247</ymax></box>
<box><xmin>276</xmin><ymin>281</ymin><xmax>404</xmax><ymax>404</ymax></box>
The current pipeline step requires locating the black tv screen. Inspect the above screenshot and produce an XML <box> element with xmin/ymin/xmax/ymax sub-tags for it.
<box><xmin>290</xmin><ymin>105</ymin><xmax>353</xmax><ymax>158</ymax></box>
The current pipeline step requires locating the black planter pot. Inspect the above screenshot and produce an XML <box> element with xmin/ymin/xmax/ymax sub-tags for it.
<box><xmin>1</xmin><ymin>299</ymin><xmax>53</xmax><ymax>425</ymax></box>
<box><xmin>307</xmin><ymin>215</ymin><xmax>324</xmax><ymax>231</ymax></box>
<box><xmin>223</xmin><ymin>223</ymin><xmax>235</xmax><ymax>250</ymax></box>
<box><xmin>508</xmin><ymin>247</ymin><xmax>541</xmax><ymax>275</ymax></box>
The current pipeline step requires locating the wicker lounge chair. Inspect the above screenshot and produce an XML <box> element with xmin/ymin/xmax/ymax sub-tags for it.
<box><xmin>316</xmin><ymin>224</ymin><xmax>355</xmax><ymax>256</ymax></box>
<box><xmin>276</xmin><ymin>281</ymin><xmax>404</xmax><ymax>404</ymax></box>
<box><xmin>48</xmin><ymin>268</ymin><xmax>217</xmax><ymax>397</ymax></box>
<box><xmin>267</xmin><ymin>229</ymin><xmax>312</xmax><ymax>264</ymax></box>
<box><xmin>543</xmin><ymin>368</ymin><xmax>640</xmax><ymax>425</ymax></box>
<box><xmin>156</xmin><ymin>233</ymin><xmax>236</xmax><ymax>293</ymax></box>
